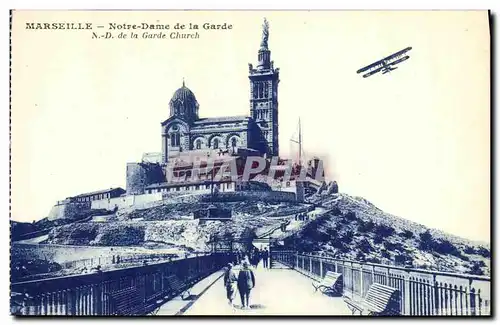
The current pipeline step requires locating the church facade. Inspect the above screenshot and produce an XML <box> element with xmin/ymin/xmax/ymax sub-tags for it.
<box><xmin>161</xmin><ymin>18</ymin><xmax>280</xmax><ymax>163</ymax></box>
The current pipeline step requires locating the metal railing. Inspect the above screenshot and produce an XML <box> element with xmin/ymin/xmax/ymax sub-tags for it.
<box><xmin>11</xmin><ymin>253</ymin><xmax>231</xmax><ymax>316</ymax></box>
<box><xmin>272</xmin><ymin>251</ymin><xmax>491</xmax><ymax>316</ymax></box>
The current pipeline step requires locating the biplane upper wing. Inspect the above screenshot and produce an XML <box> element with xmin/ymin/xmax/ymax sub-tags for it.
<box><xmin>357</xmin><ymin>47</ymin><xmax>412</xmax><ymax>77</ymax></box>
<box><xmin>389</xmin><ymin>55</ymin><xmax>410</xmax><ymax>67</ymax></box>
<box><xmin>382</xmin><ymin>47</ymin><xmax>412</xmax><ymax>65</ymax></box>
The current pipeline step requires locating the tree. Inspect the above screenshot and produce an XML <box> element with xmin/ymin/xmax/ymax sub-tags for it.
<box><xmin>358</xmin><ymin>220</ymin><xmax>375</xmax><ymax>233</ymax></box>
<box><xmin>374</xmin><ymin>224</ymin><xmax>395</xmax><ymax>237</ymax></box>
<box><xmin>434</xmin><ymin>239</ymin><xmax>460</xmax><ymax>257</ymax></box>
<box><xmin>358</xmin><ymin>238</ymin><xmax>373</xmax><ymax>253</ymax></box>
<box><xmin>469</xmin><ymin>261</ymin><xmax>484</xmax><ymax>276</ymax></box>
<box><xmin>475</xmin><ymin>246</ymin><xmax>491</xmax><ymax>258</ymax></box>
<box><xmin>419</xmin><ymin>230</ymin><xmax>434</xmax><ymax>251</ymax></box>
<box><xmin>400</xmin><ymin>230</ymin><xmax>414</xmax><ymax>239</ymax></box>
<box><xmin>344</xmin><ymin>211</ymin><xmax>357</xmax><ymax>222</ymax></box>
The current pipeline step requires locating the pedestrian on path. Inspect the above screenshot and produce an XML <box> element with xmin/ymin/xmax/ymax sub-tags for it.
<box><xmin>223</xmin><ymin>263</ymin><xmax>238</xmax><ymax>308</ymax></box>
<box><xmin>237</xmin><ymin>261</ymin><xmax>256</xmax><ymax>309</ymax></box>
<box><xmin>262</xmin><ymin>247</ymin><xmax>270</xmax><ymax>268</ymax></box>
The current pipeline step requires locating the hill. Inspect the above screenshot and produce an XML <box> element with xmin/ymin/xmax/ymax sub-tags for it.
<box><xmin>45</xmin><ymin>200</ymin><xmax>310</xmax><ymax>251</ymax></box>
<box><xmin>279</xmin><ymin>193</ymin><xmax>490</xmax><ymax>276</ymax></box>
<box><xmin>33</xmin><ymin>192</ymin><xmax>490</xmax><ymax>276</ymax></box>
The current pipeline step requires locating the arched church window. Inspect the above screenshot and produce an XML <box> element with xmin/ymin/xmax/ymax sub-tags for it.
<box><xmin>264</xmin><ymin>82</ymin><xmax>269</xmax><ymax>98</ymax></box>
<box><xmin>196</xmin><ymin>139</ymin><xmax>202</xmax><ymax>149</ymax></box>
<box><xmin>253</xmin><ymin>84</ymin><xmax>258</xmax><ymax>99</ymax></box>
<box><xmin>258</xmin><ymin>83</ymin><xmax>264</xmax><ymax>98</ymax></box>
<box><xmin>172</xmin><ymin>133</ymin><xmax>180</xmax><ymax>147</ymax></box>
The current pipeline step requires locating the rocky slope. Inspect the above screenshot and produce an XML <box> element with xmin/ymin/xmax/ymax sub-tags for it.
<box><xmin>281</xmin><ymin>193</ymin><xmax>490</xmax><ymax>276</ymax></box>
<box><xmin>45</xmin><ymin>201</ymin><xmax>309</xmax><ymax>251</ymax></box>
<box><xmin>40</xmin><ymin>192</ymin><xmax>490</xmax><ymax>276</ymax></box>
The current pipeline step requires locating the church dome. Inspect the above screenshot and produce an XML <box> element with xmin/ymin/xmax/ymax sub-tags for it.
<box><xmin>169</xmin><ymin>81</ymin><xmax>199</xmax><ymax>121</ymax></box>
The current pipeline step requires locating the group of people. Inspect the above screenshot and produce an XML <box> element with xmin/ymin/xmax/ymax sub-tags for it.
<box><xmin>234</xmin><ymin>247</ymin><xmax>270</xmax><ymax>269</ymax></box>
<box><xmin>295</xmin><ymin>212</ymin><xmax>309</xmax><ymax>221</ymax></box>
<box><xmin>223</xmin><ymin>247</ymin><xmax>271</xmax><ymax>310</ymax></box>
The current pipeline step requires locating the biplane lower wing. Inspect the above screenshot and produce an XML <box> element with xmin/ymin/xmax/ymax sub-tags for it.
<box><xmin>356</xmin><ymin>61</ymin><xmax>384</xmax><ymax>74</ymax></box>
<box><xmin>362</xmin><ymin>66</ymin><xmax>384</xmax><ymax>78</ymax></box>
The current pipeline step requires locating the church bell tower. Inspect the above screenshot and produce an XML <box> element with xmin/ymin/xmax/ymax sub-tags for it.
<box><xmin>249</xmin><ymin>18</ymin><xmax>280</xmax><ymax>157</ymax></box>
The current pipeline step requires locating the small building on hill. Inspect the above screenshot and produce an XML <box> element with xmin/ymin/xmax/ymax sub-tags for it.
<box><xmin>193</xmin><ymin>205</ymin><xmax>232</xmax><ymax>224</ymax></box>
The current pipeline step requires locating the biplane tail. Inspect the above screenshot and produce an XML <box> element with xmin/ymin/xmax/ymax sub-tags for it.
<box><xmin>382</xmin><ymin>66</ymin><xmax>397</xmax><ymax>74</ymax></box>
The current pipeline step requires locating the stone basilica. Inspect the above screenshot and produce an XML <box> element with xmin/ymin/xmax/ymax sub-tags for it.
<box><xmin>161</xmin><ymin>18</ymin><xmax>279</xmax><ymax>163</ymax></box>
<box><xmin>47</xmin><ymin>19</ymin><xmax>328</xmax><ymax>219</ymax></box>
<box><xmin>124</xmin><ymin>19</ymin><xmax>302</xmax><ymax>196</ymax></box>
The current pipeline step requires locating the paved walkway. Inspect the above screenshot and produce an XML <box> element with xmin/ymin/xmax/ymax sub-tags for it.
<box><xmin>181</xmin><ymin>263</ymin><xmax>352</xmax><ymax>316</ymax></box>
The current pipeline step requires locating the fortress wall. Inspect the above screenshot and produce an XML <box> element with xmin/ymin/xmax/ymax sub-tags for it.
<box><xmin>47</xmin><ymin>202</ymin><xmax>92</xmax><ymax>221</ymax></box>
<box><xmin>47</xmin><ymin>204</ymin><xmax>65</xmax><ymax>220</ymax></box>
<box><xmin>133</xmin><ymin>192</ymin><xmax>163</xmax><ymax>205</ymax></box>
<box><xmin>91</xmin><ymin>196</ymin><xmax>134</xmax><ymax>210</ymax></box>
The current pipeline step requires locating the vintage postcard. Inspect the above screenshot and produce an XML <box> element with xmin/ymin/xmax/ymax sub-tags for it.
<box><xmin>10</xmin><ymin>10</ymin><xmax>491</xmax><ymax>316</ymax></box>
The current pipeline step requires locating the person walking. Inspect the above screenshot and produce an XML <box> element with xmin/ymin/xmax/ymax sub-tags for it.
<box><xmin>223</xmin><ymin>263</ymin><xmax>238</xmax><ymax>308</ymax></box>
<box><xmin>262</xmin><ymin>247</ymin><xmax>270</xmax><ymax>269</ymax></box>
<box><xmin>252</xmin><ymin>247</ymin><xmax>260</xmax><ymax>268</ymax></box>
<box><xmin>237</xmin><ymin>261</ymin><xmax>256</xmax><ymax>309</ymax></box>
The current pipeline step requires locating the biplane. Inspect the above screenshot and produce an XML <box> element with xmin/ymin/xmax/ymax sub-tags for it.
<box><xmin>357</xmin><ymin>47</ymin><xmax>412</xmax><ymax>78</ymax></box>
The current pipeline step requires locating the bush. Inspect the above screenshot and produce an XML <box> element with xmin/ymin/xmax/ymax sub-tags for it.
<box><xmin>419</xmin><ymin>230</ymin><xmax>434</xmax><ymax>251</ymax></box>
<box><xmin>330</xmin><ymin>237</ymin><xmax>346</xmax><ymax>250</ymax></box>
<box><xmin>355</xmin><ymin>251</ymin><xmax>365</xmax><ymax>261</ymax></box>
<box><xmin>373</xmin><ymin>234</ymin><xmax>384</xmax><ymax>244</ymax></box>
<box><xmin>358</xmin><ymin>238</ymin><xmax>373</xmax><ymax>253</ymax></box>
<box><xmin>344</xmin><ymin>211</ymin><xmax>357</xmax><ymax>221</ymax></box>
<box><xmin>340</xmin><ymin>231</ymin><xmax>354</xmax><ymax>244</ymax></box>
<box><xmin>374</xmin><ymin>224</ymin><xmax>395</xmax><ymax>237</ymax></box>
<box><xmin>330</xmin><ymin>207</ymin><xmax>342</xmax><ymax>216</ymax></box>
<box><xmin>380</xmin><ymin>249</ymin><xmax>391</xmax><ymax>259</ymax></box>
<box><xmin>469</xmin><ymin>261</ymin><xmax>484</xmax><ymax>276</ymax></box>
<box><xmin>394</xmin><ymin>254</ymin><xmax>412</xmax><ymax>266</ymax></box>
<box><xmin>434</xmin><ymin>239</ymin><xmax>461</xmax><ymax>257</ymax></box>
<box><xmin>475</xmin><ymin>246</ymin><xmax>490</xmax><ymax>258</ymax></box>
<box><xmin>400</xmin><ymin>230</ymin><xmax>414</xmax><ymax>239</ymax></box>
<box><xmin>464</xmin><ymin>245</ymin><xmax>476</xmax><ymax>254</ymax></box>
<box><xmin>358</xmin><ymin>220</ymin><xmax>375</xmax><ymax>233</ymax></box>
<box><xmin>384</xmin><ymin>241</ymin><xmax>401</xmax><ymax>252</ymax></box>
<box><xmin>327</xmin><ymin>228</ymin><xmax>338</xmax><ymax>238</ymax></box>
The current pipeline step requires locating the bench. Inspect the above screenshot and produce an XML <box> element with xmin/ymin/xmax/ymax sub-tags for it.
<box><xmin>344</xmin><ymin>283</ymin><xmax>400</xmax><ymax>316</ymax></box>
<box><xmin>146</xmin><ymin>275</ymin><xmax>191</xmax><ymax>315</ymax></box>
<box><xmin>165</xmin><ymin>275</ymin><xmax>190</xmax><ymax>300</ymax></box>
<box><xmin>312</xmin><ymin>271</ymin><xmax>343</xmax><ymax>295</ymax></box>
<box><xmin>107</xmin><ymin>287</ymin><xmax>145</xmax><ymax>316</ymax></box>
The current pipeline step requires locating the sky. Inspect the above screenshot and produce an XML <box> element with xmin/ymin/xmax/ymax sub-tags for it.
<box><xmin>11</xmin><ymin>10</ymin><xmax>490</xmax><ymax>242</ymax></box>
